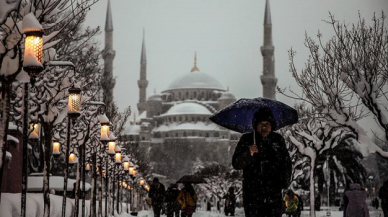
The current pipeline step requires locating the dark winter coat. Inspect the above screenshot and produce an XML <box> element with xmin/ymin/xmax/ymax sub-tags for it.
<box><xmin>223</xmin><ymin>193</ymin><xmax>236</xmax><ymax>213</ymax></box>
<box><xmin>232</xmin><ymin>131</ymin><xmax>292</xmax><ymax>214</ymax></box>
<box><xmin>149</xmin><ymin>183</ymin><xmax>166</xmax><ymax>206</ymax></box>
<box><xmin>345</xmin><ymin>184</ymin><xmax>369</xmax><ymax>217</ymax></box>
<box><xmin>165</xmin><ymin>185</ymin><xmax>181</xmax><ymax>211</ymax></box>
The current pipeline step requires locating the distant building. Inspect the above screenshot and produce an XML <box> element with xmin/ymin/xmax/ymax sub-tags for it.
<box><xmin>115</xmin><ymin>0</ymin><xmax>278</xmax><ymax>181</ymax></box>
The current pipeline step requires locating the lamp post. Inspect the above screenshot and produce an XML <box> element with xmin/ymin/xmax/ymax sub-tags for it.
<box><xmin>115</xmin><ymin>145</ymin><xmax>122</xmax><ymax>214</ymax></box>
<box><xmin>368</xmin><ymin>176</ymin><xmax>374</xmax><ymax>202</ymax></box>
<box><xmin>21</xmin><ymin>25</ymin><xmax>44</xmax><ymax>217</ymax></box>
<box><xmin>106</xmin><ymin>130</ymin><xmax>115</xmax><ymax>217</ymax></box>
<box><xmin>62</xmin><ymin>85</ymin><xmax>81</xmax><ymax>217</ymax></box>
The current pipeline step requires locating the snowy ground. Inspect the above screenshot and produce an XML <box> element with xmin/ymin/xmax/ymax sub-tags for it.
<box><xmin>0</xmin><ymin>194</ymin><xmax>384</xmax><ymax>217</ymax></box>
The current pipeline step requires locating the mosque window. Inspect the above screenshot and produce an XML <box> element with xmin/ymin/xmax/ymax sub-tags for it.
<box><xmin>175</xmin><ymin>133</ymin><xmax>178</xmax><ymax>137</ymax></box>
<box><xmin>179</xmin><ymin>92</ymin><xmax>182</xmax><ymax>99</ymax></box>
<box><xmin>206</xmin><ymin>133</ymin><xmax>209</xmax><ymax>137</ymax></box>
<box><xmin>191</xmin><ymin>117</ymin><xmax>194</xmax><ymax>122</ymax></box>
<box><xmin>200</xmin><ymin>92</ymin><xmax>204</xmax><ymax>99</ymax></box>
<box><xmin>173</xmin><ymin>117</ymin><xmax>176</xmax><ymax>122</ymax></box>
<box><xmin>179</xmin><ymin>116</ymin><xmax>182</xmax><ymax>122</ymax></box>
<box><xmin>194</xmin><ymin>92</ymin><xmax>197</xmax><ymax>98</ymax></box>
<box><xmin>186</xmin><ymin>92</ymin><xmax>189</xmax><ymax>99</ymax></box>
<box><xmin>142</xmin><ymin>137</ymin><xmax>145</xmax><ymax>140</ymax></box>
<box><xmin>183</xmin><ymin>132</ymin><xmax>187</xmax><ymax>137</ymax></box>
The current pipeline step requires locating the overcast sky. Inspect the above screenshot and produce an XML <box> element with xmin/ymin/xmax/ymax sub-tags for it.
<box><xmin>84</xmin><ymin>0</ymin><xmax>387</xmax><ymax>134</ymax></box>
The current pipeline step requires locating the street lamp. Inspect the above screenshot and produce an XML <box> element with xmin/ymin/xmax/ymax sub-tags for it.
<box><xmin>85</xmin><ymin>163</ymin><xmax>91</xmax><ymax>172</ymax></box>
<box><xmin>67</xmin><ymin>86</ymin><xmax>81</xmax><ymax>119</ymax></box>
<box><xmin>139</xmin><ymin>178</ymin><xmax>145</xmax><ymax>186</ymax></box>
<box><xmin>69</xmin><ymin>151</ymin><xmax>76</xmax><ymax>164</ymax></box>
<box><xmin>29</xmin><ymin>123</ymin><xmax>40</xmax><ymax>140</ymax></box>
<box><xmin>123</xmin><ymin>156</ymin><xmax>129</xmax><ymax>171</ymax></box>
<box><xmin>132</xmin><ymin>168</ymin><xmax>137</xmax><ymax>176</ymax></box>
<box><xmin>115</xmin><ymin>146</ymin><xmax>122</xmax><ymax>164</ymax></box>
<box><xmin>23</xmin><ymin>28</ymin><xmax>44</xmax><ymax>77</ymax></box>
<box><xmin>99</xmin><ymin>114</ymin><xmax>110</xmax><ymax>143</ymax></box>
<box><xmin>129</xmin><ymin>162</ymin><xmax>134</xmax><ymax>175</ymax></box>
<box><xmin>52</xmin><ymin>139</ymin><xmax>61</xmax><ymax>156</ymax></box>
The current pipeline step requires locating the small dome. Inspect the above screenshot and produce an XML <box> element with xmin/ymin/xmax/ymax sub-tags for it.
<box><xmin>148</xmin><ymin>94</ymin><xmax>162</xmax><ymax>101</ymax></box>
<box><xmin>123</xmin><ymin>124</ymin><xmax>140</xmax><ymax>135</ymax></box>
<box><xmin>165</xmin><ymin>72</ymin><xmax>224</xmax><ymax>91</ymax></box>
<box><xmin>162</xmin><ymin>102</ymin><xmax>212</xmax><ymax>116</ymax></box>
<box><xmin>219</xmin><ymin>92</ymin><xmax>236</xmax><ymax>100</ymax></box>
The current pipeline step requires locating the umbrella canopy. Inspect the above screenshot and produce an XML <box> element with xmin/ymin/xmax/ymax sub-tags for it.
<box><xmin>176</xmin><ymin>175</ymin><xmax>206</xmax><ymax>184</ymax></box>
<box><xmin>209</xmin><ymin>97</ymin><xmax>298</xmax><ymax>133</ymax></box>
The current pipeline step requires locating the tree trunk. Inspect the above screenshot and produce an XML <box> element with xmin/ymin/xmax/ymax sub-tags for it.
<box><xmin>74</xmin><ymin>145</ymin><xmax>82</xmax><ymax>217</ymax></box>
<box><xmin>0</xmin><ymin>82</ymin><xmax>11</xmax><ymax>201</ymax></box>
<box><xmin>43</xmin><ymin>123</ymin><xmax>52</xmax><ymax>217</ymax></box>
<box><xmin>310</xmin><ymin>159</ymin><xmax>316</xmax><ymax>217</ymax></box>
<box><xmin>91</xmin><ymin>152</ymin><xmax>97</xmax><ymax>217</ymax></box>
<box><xmin>98</xmin><ymin>165</ymin><xmax>102</xmax><ymax>217</ymax></box>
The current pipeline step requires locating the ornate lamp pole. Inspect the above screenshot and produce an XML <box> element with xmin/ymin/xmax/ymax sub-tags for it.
<box><xmin>21</xmin><ymin>24</ymin><xmax>44</xmax><ymax>217</ymax></box>
<box><xmin>62</xmin><ymin>85</ymin><xmax>81</xmax><ymax>217</ymax></box>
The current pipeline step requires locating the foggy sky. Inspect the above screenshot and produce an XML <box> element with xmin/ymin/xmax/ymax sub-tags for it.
<box><xmin>83</xmin><ymin>0</ymin><xmax>387</xmax><ymax>134</ymax></box>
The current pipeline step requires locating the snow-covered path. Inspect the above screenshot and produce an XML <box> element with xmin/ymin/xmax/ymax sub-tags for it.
<box><xmin>0</xmin><ymin>194</ymin><xmax>384</xmax><ymax>217</ymax></box>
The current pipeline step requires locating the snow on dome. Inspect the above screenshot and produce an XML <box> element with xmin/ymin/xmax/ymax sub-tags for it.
<box><xmin>123</xmin><ymin>124</ymin><xmax>141</xmax><ymax>135</ymax></box>
<box><xmin>165</xmin><ymin>72</ymin><xmax>224</xmax><ymax>91</ymax></box>
<box><xmin>148</xmin><ymin>94</ymin><xmax>162</xmax><ymax>101</ymax></box>
<box><xmin>22</xmin><ymin>13</ymin><xmax>43</xmax><ymax>33</ymax></box>
<box><xmin>153</xmin><ymin>122</ymin><xmax>219</xmax><ymax>132</ymax></box>
<box><xmin>219</xmin><ymin>92</ymin><xmax>236</xmax><ymax>100</ymax></box>
<box><xmin>162</xmin><ymin>102</ymin><xmax>212</xmax><ymax>116</ymax></box>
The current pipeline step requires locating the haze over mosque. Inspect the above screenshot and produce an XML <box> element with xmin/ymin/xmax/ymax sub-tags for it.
<box><xmin>102</xmin><ymin>0</ymin><xmax>277</xmax><ymax>181</ymax></box>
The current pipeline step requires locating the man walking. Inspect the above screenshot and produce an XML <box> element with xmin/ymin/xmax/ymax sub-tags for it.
<box><xmin>149</xmin><ymin>178</ymin><xmax>166</xmax><ymax>217</ymax></box>
<box><xmin>232</xmin><ymin>108</ymin><xmax>292</xmax><ymax>217</ymax></box>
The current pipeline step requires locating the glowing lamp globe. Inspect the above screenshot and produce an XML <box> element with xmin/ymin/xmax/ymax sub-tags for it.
<box><xmin>23</xmin><ymin>29</ymin><xmax>44</xmax><ymax>77</ymax></box>
<box><xmin>52</xmin><ymin>139</ymin><xmax>61</xmax><ymax>156</ymax></box>
<box><xmin>29</xmin><ymin>124</ymin><xmax>40</xmax><ymax>140</ymax></box>
<box><xmin>68</xmin><ymin>87</ymin><xmax>81</xmax><ymax>119</ymax></box>
<box><xmin>69</xmin><ymin>152</ymin><xmax>76</xmax><ymax>164</ymax></box>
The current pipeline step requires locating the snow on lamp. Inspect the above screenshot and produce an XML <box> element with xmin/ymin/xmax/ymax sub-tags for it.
<box><xmin>52</xmin><ymin>139</ymin><xmax>61</xmax><ymax>156</ymax></box>
<box><xmin>22</xmin><ymin>13</ymin><xmax>44</xmax><ymax>77</ymax></box>
<box><xmin>29</xmin><ymin>123</ymin><xmax>40</xmax><ymax>139</ymax></box>
<box><xmin>123</xmin><ymin>156</ymin><xmax>129</xmax><ymax>171</ymax></box>
<box><xmin>68</xmin><ymin>86</ymin><xmax>81</xmax><ymax>119</ymax></box>
<box><xmin>115</xmin><ymin>145</ymin><xmax>122</xmax><ymax>164</ymax></box>
<box><xmin>99</xmin><ymin>114</ymin><xmax>110</xmax><ymax>143</ymax></box>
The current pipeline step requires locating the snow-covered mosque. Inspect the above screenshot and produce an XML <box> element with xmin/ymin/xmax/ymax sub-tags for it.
<box><xmin>104</xmin><ymin>0</ymin><xmax>277</xmax><ymax>181</ymax></box>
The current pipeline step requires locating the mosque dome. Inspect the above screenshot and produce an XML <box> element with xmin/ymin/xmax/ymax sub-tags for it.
<box><xmin>165</xmin><ymin>72</ymin><xmax>224</xmax><ymax>91</ymax></box>
<box><xmin>148</xmin><ymin>93</ymin><xmax>162</xmax><ymax>101</ymax></box>
<box><xmin>123</xmin><ymin>124</ymin><xmax>140</xmax><ymax>135</ymax></box>
<box><xmin>161</xmin><ymin>102</ymin><xmax>212</xmax><ymax>116</ymax></box>
<box><xmin>219</xmin><ymin>92</ymin><xmax>236</xmax><ymax>100</ymax></box>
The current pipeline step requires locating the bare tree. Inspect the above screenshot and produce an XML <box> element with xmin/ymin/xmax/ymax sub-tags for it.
<box><xmin>280</xmin><ymin>12</ymin><xmax>388</xmax><ymax>159</ymax></box>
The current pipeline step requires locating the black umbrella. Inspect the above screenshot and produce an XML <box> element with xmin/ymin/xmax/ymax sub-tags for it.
<box><xmin>176</xmin><ymin>175</ymin><xmax>206</xmax><ymax>184</ymax></box>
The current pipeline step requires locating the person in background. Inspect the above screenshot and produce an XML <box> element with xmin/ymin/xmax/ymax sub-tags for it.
<box><xmin>165</xmin><ymin>183</ymin><xmax>181</xmax><ymax>217</ymax></box>
<box><xmin>344</xmin><ymin>183</ymin><xmax>369</xmax><ymax>217</ymax></box>
<box><xmin>283</xmin><ymin>190</ymin><xmax>299</xmax><ymax>217</ymax></box>
<box><xmin>223</xmin><ymin>187</ymin><xmax>237</xmax><ymax>216</ymax></box>
<box><xmin>178</xmin><ymin>183</ymin><xmax>197</xmax><ymax>217</ymax></box>
<box><xmin>379</xmin><ymin>180</ymin><xmax>388</xmax><ymax>217</ymax></box>
<box><xmin>149</xmin><ymin>178</ymin><xmax>166</xmax><ymax>217</ymax></box>
<box><xmin>232</xmin><ymin>108</ymin><xmax>292</xmax><ymax>217</ymax></box>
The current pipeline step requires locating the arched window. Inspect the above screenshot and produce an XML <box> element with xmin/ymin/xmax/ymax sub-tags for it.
<box><xmin>178</xmin><ymin>92</ymin><xmax>182</xmax><ymax>99</ymax></box>
<box><xmin>183</xmin><ymin>132</ymin><xmax>187</xmax><ymax>137</ymax></box>
<box><xmin>186</xmin><ymin>92</ymin><xmax>189</xmax><ymax>99</ymax></box>
<box><xmin>193</xmin><ymin>92</ymin><xmax>197</xmax><ymax>98</ymax></box>
<box><xmin>179</xmin><ymin>116</ymin><xmax>182</xmax><ymax>122</ymax></box>
<box><xmin>173</xmin><ymin>117</ymin><xmax>176</xmax><ymax>122</ymax></box>
<box><xmin>206</xmin><ymin>133</ymin><xmax>209</xmax><ymax>137</ymax></box>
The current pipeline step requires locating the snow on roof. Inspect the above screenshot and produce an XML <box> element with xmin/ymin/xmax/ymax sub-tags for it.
<box><xmin>28</xmin><ymin>176</ymin><xmax>91</xmax><ymax>191</ymax></box>
<box><xmin>136</xmin><ymin>111</ymin><xmax>147</xmax><ymax>122</ymax></box>
<box><xmin>152</xmin><ymin>173</ymin><xmax>167</xmax><ymax>178</ymax></box>
<box><xmin>123</xmin><ymin>124</ymin><xmax>141</xmax><ymax>135</ymax></box>
<box><xmin>7</xmin><ymin>135</ymin><xmax>19</xmax><ymax>144</ymax></box>
<box><xmin>161</xmin><ymin>102</ymin><xmax>212</xmax><ymax>116</ymax></box>
<box><xmin>153</xmin><ymin>122</ymin><xmax>219</xmax><ymax>132</ymax></box>
<box><xmin>165</xmin><ymin>72</ymin><xmax>224</xmax><ymax>91</ymax></box>
<box><xmin>148</xmin><ymin>94</ymin><xmax>162</xmax><ymax>101</ymax></box>
<box><xmin>219</xmin><ymin>92</ymin><xmax>236</xmax><ymax>100</ymax></box>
